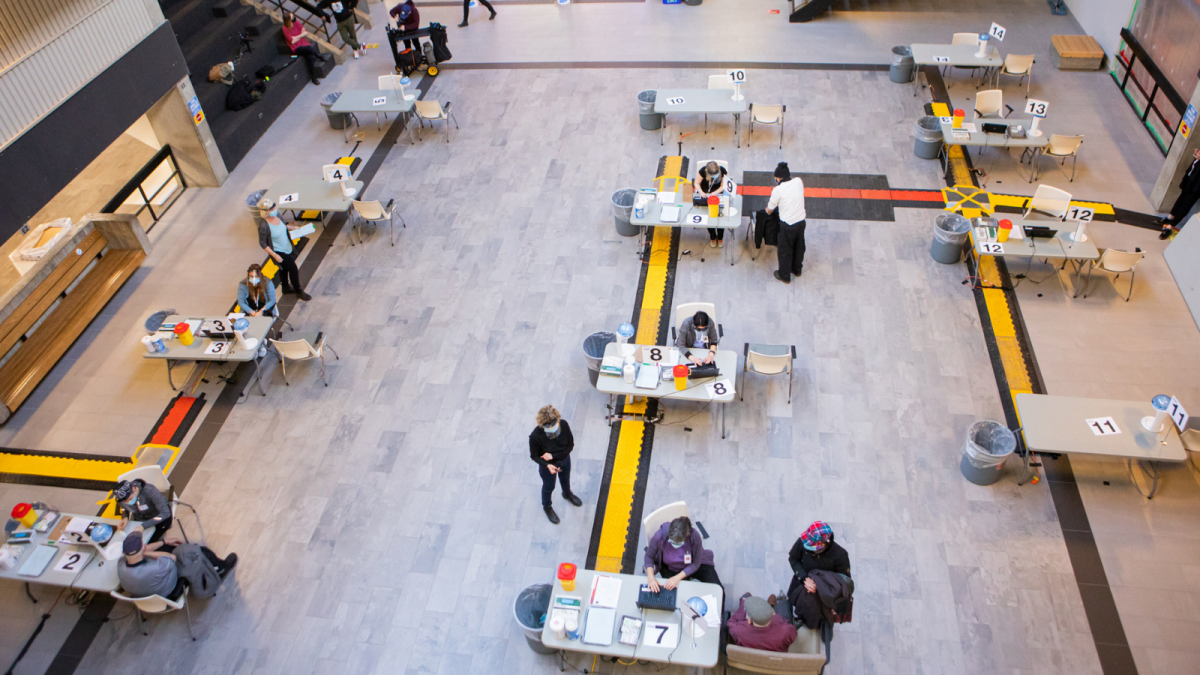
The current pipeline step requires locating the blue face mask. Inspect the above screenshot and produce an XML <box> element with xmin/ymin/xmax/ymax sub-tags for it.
<box><xmin>668</xmin><ymin>539</ymin><xmax>685</xmax><ymax>549</ymax></box>
<box><xmin>543</xmin><ymin>422</ymin><xmax>559</xmax><ymax>436</ymax></box>
<box><xmin>269</xmin><ymin>209</ymin><xmax>280</xmax><ymax>218</ymax></box>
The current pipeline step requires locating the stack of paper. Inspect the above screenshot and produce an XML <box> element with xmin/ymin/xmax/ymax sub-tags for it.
<box><xmin>590</xmin><ymin>575</ymin><xmax>622</xmax><ymax>608</ymax></box>
<box><xmin>660</xmin><ymin>206</ymin><xmax>681</xmax><ymax>223</ymax></box>
<box><xmin>699</xmin><ymin>594</ymin><xmax>720</xmax><ymax>627</ymax></box>
<box><xmin>600</xmin><ymin>356</ymin><xmax>624</xmax><ymax>375</ymax></box>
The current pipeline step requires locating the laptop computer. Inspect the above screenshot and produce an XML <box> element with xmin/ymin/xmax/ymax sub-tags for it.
<box><xmin>1023</xmin><ymin>225</ymin><xmax>1058</xmax><ymax>239</ymax></box>
<box><xmin>981</xmin><ymin>122</ymin><xmax>1008</xmax><ymax>134</ymax></box>
<box><xmin>637</xmin><ymin>585</ymin><xmax>677</xmax><ymax>611</ymax></box>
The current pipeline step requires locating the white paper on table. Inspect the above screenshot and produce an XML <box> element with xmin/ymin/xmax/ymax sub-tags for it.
<box><xmin>657</xmin><ymin>192</ymin><xmax>677</xmax><ymax>204</ymax></box>
<box><xmin>64</xmin><ymin>517</ymin><xmax>91</xmax><ymax>534</ymax></box>
<box><xmin>705</xmin><ymin>379</ymin><xmax>732</xmax><ymax>398</ymax></box>
<box><xmin>642</xmin><ymin>621</ymin><xmax>680</xmax><ymax>649</ymax></box>
<box><xmin>700</xmin><ymin>594</ymin><xmax>720</xmax><ymax>627</ymax></box>
<box><xmin>961</xmin><ymin>123</ymin><xmax>977</xmax><ymax>132</ymax></box>
<box><xmin>589</xmin><ymin>575</ymin><xmax>622</xmax><ymax>608</ymax></box>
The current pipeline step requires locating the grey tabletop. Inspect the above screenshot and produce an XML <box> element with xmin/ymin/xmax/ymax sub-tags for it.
<box><xmin>655</xmin><ymin>89</ymin><xmax>749</xmax><ymax>115</ymax></box>
<box><xmin>541</xmin><ymin>568</ymin><xmax>724</xmax><ymax>667</ymax></box>
<box><xmin>972</xmin><ymin>219</ymin><xmax>1099</xmax><ymax>261</ymax></box>
<box><xmin>329</xmin><ymin>89</ymin><xmax>417</xmax><ymax>114</ymax></box>
<box><xmin>910</xmin><ymin>43</ymin><xmax>1003</xmax><ymax>67</ymax></box>
<box><xmin>0</xmin><ymin>513</ymin><xmax>149</xmax><ymax>592</ymax></box>
<box><xmin>143</xmin><ymin>315</ymin><xmax>274</xmax><ymax>363</ymax></box>
<box><xmin>1015</xmin><ymin>393</ymin><xmax>1187</xmax><ymax>460</ymax></box>
<box><xmin>939</xmin><ymin>118</ymin><xmax>1050</xmax><ymax>148</ymax></box>
<box><xmin>630</xmin><ymin>194</ymin><xmax>743</xmax><ymax>230</ymax></box>
<box><xmin>596</xmin><ymin>343</ymin><xmax>736</xmax><ymax>402</ymax></box>
<box><xmin>266</xmin><ymin>178</ymin><xmax>364</xmax><ymax>213</ymax></box>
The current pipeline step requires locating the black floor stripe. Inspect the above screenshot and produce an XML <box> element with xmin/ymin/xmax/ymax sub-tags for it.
<box><xmin>445</xmin><ymin>61</ymin><xmax>890</xmax><ymax>71</ymax></box>
<box><xmin>926</xmin><ymin>64</ymin><xmax>1137</xmax><ymax>675</ymax></box>
<box><xmin>42</xmin><ymin>74</ymin><xmax>437</xmax><ymax>675</ymax></box>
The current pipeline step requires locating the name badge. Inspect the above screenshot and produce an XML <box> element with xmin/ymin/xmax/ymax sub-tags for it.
<box><xmin>136</xmin><ymin>503</ymin><xmax>148</xmax><ymax>512</ymax></box>
<box><xmin>684</xmin><ymin>553</ymin><xmax>692</xmax><ymax>565</ymax></box>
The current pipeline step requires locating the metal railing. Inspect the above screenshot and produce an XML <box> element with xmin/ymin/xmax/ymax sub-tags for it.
<box><xmin>100</xmin><ymin>145</ymin><xmax>186</xmax><ymax>233</ymax></box>
<box><xmin>1111</xmin><ymin>27</ymin><xmax>1188</xmax><ymax>155</ymax></box>
<box><xmin>262</xmin><ymin>0</ymin><xmax>335</xmax><ymax>45</ymax></box>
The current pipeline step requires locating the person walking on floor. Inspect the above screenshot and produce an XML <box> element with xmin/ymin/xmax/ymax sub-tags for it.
<box><xmin>459</xmin><ymin>0</ymin><xmax>496</xmax><ymax>28</ymax></box>
<box><xmin>763</xmin><ymin>162</ymin><xmax>807</xmax><ymax>283</ymax></box>
<box><xmin>529</xmin><ymin>405</ymin><xmax>582</xmax><ymax>524</ymax></box>
<box><xmin>317</xmin><ymin>0</ymin><xmax>363</xmax><ymax>59</ymax></box>
<box><xmin>1160</xmin><ymin>147</ymin><xmax>1200</xmax><ymax>239</ymax></box>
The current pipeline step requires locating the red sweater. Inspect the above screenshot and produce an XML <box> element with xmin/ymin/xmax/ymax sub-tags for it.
<box><xmin>726</xmin><ymin>598</ymin><xmax>798</xmax><ymax>653</ymax></box>
<box><xmin>282</xmin><ymin>21</ymin><xmax>310</xmax><ymax>53</ymax></box>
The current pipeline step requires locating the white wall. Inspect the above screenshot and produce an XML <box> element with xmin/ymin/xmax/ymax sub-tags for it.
<box><xmin>1062</xmin><ymin>0</ymin><xmax>1138</xmax><ymax>58</ymax></box>
<box><xmin>123</xmin><ymin>114</ymin><xmax>161</xmax><ymax>149</ymax></box>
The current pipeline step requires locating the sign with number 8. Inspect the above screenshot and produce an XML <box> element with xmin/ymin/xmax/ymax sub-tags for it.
<box><xmin>649</xmin><ymin>348</ymin><xmax>662</xmax><ymax>361</ymax></box>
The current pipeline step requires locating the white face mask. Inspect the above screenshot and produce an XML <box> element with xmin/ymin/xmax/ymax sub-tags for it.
<box><xmin>249</xmin><ymin>276</ymin><xmax>260</xmax><ymax>285</ymax></box>
<box><xmin>543</xmin><ymin>422</ymin><xmax>560</xmax><ymax>436</ymax></box>
<box><xmin>669</xmin><ymin>540</ymin><xmax>685</xmax><ymax>549</ymax></box>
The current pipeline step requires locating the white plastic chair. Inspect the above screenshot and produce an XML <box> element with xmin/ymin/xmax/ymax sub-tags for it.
<box><xmin>1023</xmin><ymin>185</ymin><xmax>1072</xmax><ymax>220</ymax></box>
<box><xmin>670</xmin><ymin>302</ymin><xmax>724</xmax><ymax>343</ymax></box>
<box><xmin>269</xmin><ymin>332</ymin><xmax>339</xmax><ymax>386</ymax></box>
<box><xmin>997</xmin><ymin>54</ymin><xmax>1035</xmax><ymax>97</ymax></box>
<box><xmin>413</xmin><ymin>100</ymin><xmax>458</xmax><ymax>143</ymax></box>
<box><xmin>111</xmin><ymin>587</ymin><xmax>195</xmax><ymax>640</ymax></box>
<box><xmin>1085</xmin><ymin>249</ymin><xmax>1145</xmax><ymax>302</ymax></box>
<box><xmin>704</xmin><ymin>75</ymin><xmax>736</xmax><ymax>135</ymax></box>
<box><xmin>973</xmin><ymin>90</ymin><xmax>1011</xmax><ymax>119</ymax></box>
<box><xmin>1039</xmin><ymin>134</ymin><xmax>1084</xmax><ymax>182</ymax></box>
<box><xmin>749</xmin><ymin>104</ymin><xmax>785</xmax><ymax>149</ymax></box>
<box><xmin>643</xmin><ymin>501</ymin><xmax>689</xmax><ymax>539</ymax></box>
<box><xmin>740</xmin><ymin>343</ymin><xmax>796</xmax><ymax>404</ymax></box>
<box><xmin>947</xmin><ymin>32</ymin><xmax>983</xmax><ymax>80</ymax></box>
<box><xmin>350</xmin><ymin>199</ymin><xmax>405</xmax><ymax>246</ymax></box>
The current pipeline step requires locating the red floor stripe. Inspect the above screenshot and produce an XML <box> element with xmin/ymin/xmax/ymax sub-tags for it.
<box><xmin>890</xmin><ymin>189</ymin><xmax>944</xmax><ymax>202</ymax></box>
<box><xmin>149</xmin><ymin>397</ymin><xmax>198</xmax><ymax>445</ymax></box>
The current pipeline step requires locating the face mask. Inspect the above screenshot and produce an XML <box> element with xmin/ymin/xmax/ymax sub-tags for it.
<box><xmin>269</xmin><ymin>209</ymin><xmax>280</xmax><ymax>218</ymax></box>
<box><xmin>669</xmin><ymin>540</ymin><xmax>685</xmax><ymax>549</ymax></box>
<box><xmin>249</xmin><ymin>276</ymin><xmax>260</xmax><ymax>285</ymax></box>
<box><xmin>125</xmin><ymin>495</ymin><xmax>138</xmax><ymax>506</ymax></box>
<box><xmin>543</xmin><ymin>422</ymin><xmax>560</xmax><ymax>437</ymax></box>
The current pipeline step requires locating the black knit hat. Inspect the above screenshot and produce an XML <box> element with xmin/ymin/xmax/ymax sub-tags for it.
<box><xmin>774</xmin><ymin>162</ymin><xmax>791</xmax><ymax>181</ymax></box>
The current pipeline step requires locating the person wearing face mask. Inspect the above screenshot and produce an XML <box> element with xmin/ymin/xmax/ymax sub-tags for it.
<box><xmin>763</xmin><ymin>161</ymin><xmax>807</xmax><ymax>284</ymax></box>
<box><xmin>644</xmin><ymin>516</ymin><xmax>722</xmax><ymax>592</ymax></box>
<box><xmin>113</xmin><ymin>478</ymin><xmax>173</xmax><ymax>544</ymax></box>
<box><xmin>237</xmin><ymin>263</ymin><xmax>277</xmax><ymax>318</ymax></box>
<box><xmin>692</xmin><ymin>161</ymin><xmax>730</xmax><ymax>248</ymax></box>
<box><xmin>529</xmin><ymin>405</ymin><xmax>582</xmax><ymax>524</ymax></box>
<box><xmin>675</xmin><ymin>310</ymin><xmax>718</xmax><ymax>366</ymax></box>
<box><xmin>786</xmin><ymin>520</ymin><xmax>851</xmax><ymax>628</ymax></box>
<box><xmin>257</xmin><ymin>198</ymin><xmax>312</xmax><ymax>302</ymax></box>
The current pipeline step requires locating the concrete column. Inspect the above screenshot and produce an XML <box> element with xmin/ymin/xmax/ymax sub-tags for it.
<box><xmin>1151</xmin><ymin>80</ymin><xmax>1200</xmax><ymax>211</ymax></box>
<box><xmin>145</xmin><ymin>78</ymin><xmax>229</xmax><ymax>188</ymax></box>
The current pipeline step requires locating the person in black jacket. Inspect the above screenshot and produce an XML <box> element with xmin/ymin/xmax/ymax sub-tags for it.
<box><xmin>1160</xmin><ymin>148</ymin><xmax>1200</xmax><ymax>239</ymax></box>
<box><xmin>529</xmin><ymin>405</ymin><xmax>582</xmax><ymax>524</ymax></box>
<box><xmin>786</xmin><ymin>520</ymin><xmax>850</xmax><ymax>628</ymax></box>
<box><xmin>458</xmin><ymin>0</ymin><xmax>496</xmax><ymax>28</ymax></box>
<box><xmin>317</xmin><ymin>0</ymin><xmax>362</xmax><ymax>58</ymax></box>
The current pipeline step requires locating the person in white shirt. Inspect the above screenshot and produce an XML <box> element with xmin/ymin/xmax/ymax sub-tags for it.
<box><xmin>764</xmin><ymin>162</ymin><xmax>807</xmax><ymax>283</ymax></box>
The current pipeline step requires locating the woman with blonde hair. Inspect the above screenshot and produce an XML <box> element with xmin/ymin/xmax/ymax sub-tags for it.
<box><xmin>529</xmin><ymin>405</ymin><xmax>582</xmax><ymax>524</ymax></box>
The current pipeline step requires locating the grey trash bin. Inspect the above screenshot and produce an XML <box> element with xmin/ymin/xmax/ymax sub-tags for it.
<box><xmin>320</xmin><ymin>91</ymin><xmax>350</xmax><ymax>130</ymax></box>
<box><xmin>583</xmin><ymin>331</ymin><xmax>616</xmax><ymax>387</ymax></box>
<box><xmin>514</xmin><ymin>583</ymin><xmax>555</xmax><ymax>654</ymax></box>
<box><xmin>890</xmin><ymin>46</ymin><xmax>915</xmax><ymax>83</ymax></box>
<box><xmin>914</xmin><ymin>116</ymin><xmax>943</xmax><ymax>160</ymax></box>
<box><xmin>638</xmin><ymin>90</ymin><xmax>662</xmax><ymax>131</ymax></box>
<box><xmin>960</xmin><ymin>420</ymin><xmax>1017</xmax><ymax>486</ymax></box>
<box><xmin>612</xmin><ymin>188</ymin><xmax>639</xmax><ymax>237</ymax></box>
<box><xmin>931</xmin><ymin>212</ymin><xmax>970</xmax><ymax>264</ymax></box>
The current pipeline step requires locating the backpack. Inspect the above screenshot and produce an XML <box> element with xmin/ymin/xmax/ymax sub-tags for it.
<box><xmin>811</xmin><ymin>570</ymin><xmax>854</xmax><ymax>624</ymax></box>
<box><xmin>174</xmin><ymin>543</ymin><xmax>223</xmax><ymax>599</ymax></box>
<box><xmin>429</xmin><ymin>22</ymin><xmax>451</xmax><ymax>63</ymax></box>
<box><xmin>394</xmin><ymin>48</ymin><xmax>419</xmax><ymax>76</ymax></box>
<box><xmin>226</xmin><ymin>77</ymin><xmax>266</xmax><ymax>111</ymax></box>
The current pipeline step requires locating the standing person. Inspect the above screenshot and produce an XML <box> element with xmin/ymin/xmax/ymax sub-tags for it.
<box><xmin>786</xmin><ymin>521</ymin><xmax>851</xmax><ymax>628</ymax></box>
<box><xmin>389</xmin><ymin>0</ymin><xmax>421</xmax><ymax>52</ymax></box>
<box><xmin>763</xmin><ymin>162</ymin><xmax>807</xmax><ymax>283</ymax></box>
<box><xmin>317</xmin><ymin>0</ymin><xmax>362</xmax><ymax>59</ymax></box>
<box><xmin>529</xmin><ymin>405</ymin><xmax>582</xmax><ymax>524</ymax></box>
<box><xmin>1160</xmin><ymin>148</ymin><xmax>1200</xmax><ymax>239</ymax></box>
<box><xmin>458</xmin><ymin>0</ymin><xmax>496</xmax><ymax>28</ymax></box>
<box><xmin>282</xmin><ymin>11</ymin><xmax>328</xmax><ymax>84</ymax></box>
<box><xmin>237</xmin><ymin>263</ymin><xmax>277</xmax><ymax>318</ymax></box>
<box><xmin>693</xmin><ymin>161</ymin><xmax>729</xmax><ymax>248</ymax></box>
<box><xmin>258</xmin><ymin>199</ymin><xmax>312</xmax><ymax>302</ymax></box>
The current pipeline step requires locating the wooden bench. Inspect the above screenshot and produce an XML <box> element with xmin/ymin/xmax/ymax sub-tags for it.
<box><xmin>0</xmin><ymin>214</ymin><xmax>149</xmax><ymax>422</ymax></box>
<box><xmin>1051</xmin><ymin>35</ymin><xmax>1105</xmax><ymax>70</ymax></box>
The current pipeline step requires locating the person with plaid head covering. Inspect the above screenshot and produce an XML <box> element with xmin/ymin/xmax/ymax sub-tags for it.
<box><xmin>786</xmin><ymin>520</ymin><xmax>850</xmax><ymax>628</ymax></box>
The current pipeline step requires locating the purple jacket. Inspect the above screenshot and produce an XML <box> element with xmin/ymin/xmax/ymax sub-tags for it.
<box><xmin>643</xmin><ymin>522</ymin><xmax>714</xmax><ymax>578</ymax></box>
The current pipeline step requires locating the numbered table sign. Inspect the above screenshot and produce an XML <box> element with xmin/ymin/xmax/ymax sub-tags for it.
<box><xmin>279</xmin><ymin>193</ymin><xmax>299</xmax><ymax>205</ymax></box>
<box><xmin>324</xmin><ymin>165</ymin><xmax>351</xmax><ymax>182</ymax></box>
<box><xmin>1024</xmin><ymin>99</ymin><xmax>1049</xmax><ymax>118</ymax></box>
<box><xmin>53</xmin><ymin>550</ymin><xmax>93</xmax><ymax>573</ymax></box>
<box><xmin>727</xmin><ymin>69</ymin><xmax>747</xmax><ymax>84</ymax></box>
<box><xmin>980</xmin><ymin>242</ymin><xmax>1004</xmax><ymax>254</ymax></box>
<box><xmin>686</xmin><ymin>213</ymin><xmax>709</xmax><ymax>226</ymax></box>
<box><xmin>724</xmin><ymin>177</ymin><xmax>737</xmax><ymax>195</ymax></box>
<box><xmin>705</xmin><ymin>379</ymin><xmax>732</xmax><ymax>398</ymax></box>
<box><xmin>1086</xmin><ymin>417</ymin><xmax>1121</xmax><ymax>436</ymax></box>
<box><xmin>940</xmin><ymin>116</ymin><xmax>954</xmax><ymax>125</ymax></box>
<box><xmin>204</xmin><ymin>319</ymin><xmax>231</xmax><ymax>334</ymax></box>
<box><xmin>205</xmin><ymin>341</ymin><xmax>231</xmax><ymax>356</ymax></box>
<box><xmin>990</xmin><ymin>22</ymin><xmax>1006</xmax><ymax>41</ymax></box>
<box><xmin>1168</xmin><ymin>396</ymin><xmax>1189</xmax><ymax>432</ymax></box>
<box><xmin>1065</xmin><ymin>206</ymin><xmax>1094</xmax><ymax>222</ymax></box>
<box><xmin>665</xmin><ymin>97</ymin><xmax>685</xmax><ymax>105</ymax></box>
<box><xmin>933</xmin><ymin>55</ymin><xmax>949</xmax><ymax>63</ymax></box>
<box><xmin>372</xmin><ymin>96</ymin><xmax>387</xmax><ymax>106</ymax></box>
<box><xmin>642</xmin><ymin>622</ymin><xmax>680</xmax><ymax>649</ymax></box>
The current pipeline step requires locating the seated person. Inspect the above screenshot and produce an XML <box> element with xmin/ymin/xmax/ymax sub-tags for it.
<box><xmin>787</xmin><ymin>521</ymin><xmax>851</xmax><ymax>628</ymax></box>
<box><xmin>644</xmin><ymin>516</ymin><xmax>722</xmax><ymax>590</ymax></box>
<box><xmin>692</xmin><ymin>161</ymin><xmax>729</xmax><ymax>248</ymax></box>
<box><xmin>675</xmin><ymin>311</ymin><xmax>718</xmax><ymax>366</ymax></box>
<box><xmin>113</xmin><ymin>479</ymin><xmax>172</xmax><ymax>543</ymax></box>
<box><xmin>237</xmin><ymin>263</ymin><xmax>277</xmax><ymax>318</ymax></box>
<box><xmin>727</xmin><ymin>593</ymin><xmax>798</xmax><ymax>653</ymax></box>
<box><xmin>117</xmin><ymin>535</ymin><xmax>237</xmax><ymax>600</ymax></box>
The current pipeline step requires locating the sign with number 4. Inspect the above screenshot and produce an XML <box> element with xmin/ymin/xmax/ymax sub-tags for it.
<box><xmin>990</xmin><ymin>22</ymin><xmax>1006</xmax><ymax>41</ymax></box>
<box><xmin>279</xmin><ymin>193</ymin><xmax>299</xmax><ymax>204</ymax></box>
<box><xmin>1086</xmin><ymin>417</ymin><xmax>1121</xmax><ymax>436</ymax></box>
<box><xmin>1168</xmin><ymin>396</ymin><xmax>1189</xmax><ymax>432</ymax></box>
<box><xmin>666</xmin><ymin>97</ymin><xmax>685</xmax><ymax>105</ymax></box>
<box><xmin>1024</xmin><ymin>99</ymin><xmax>1049</xmax><ymax>118</ymax></box>
<box><xmin>1065</xmin><ymin>206</ymin><xmax>1094</xmax><ymax>222</ymax></box>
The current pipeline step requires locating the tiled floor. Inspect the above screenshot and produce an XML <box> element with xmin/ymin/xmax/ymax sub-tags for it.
<box><xmin>1</xmin><ymin>1</ymin><xmax>1198</xmax><ymax>674</ymax></box>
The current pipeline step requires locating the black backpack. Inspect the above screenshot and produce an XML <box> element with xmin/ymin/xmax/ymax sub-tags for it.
<box><xmin>429</xmin><ymin>22</ymin><xmax>451</xmax><ymax>63</ymax></box>
<box><xmin>226</xmin><ymin>77</ymin><xmax>266</xmax><ymax>111</ymax></box>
